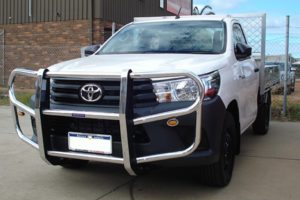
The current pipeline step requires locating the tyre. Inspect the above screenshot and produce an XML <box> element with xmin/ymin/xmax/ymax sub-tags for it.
<box><xmin>58</xmin><ymin>158</ymin><xmax>89</xmax><ymax>169</ymax></box>
<box><xmin>252</xmin><ymin>91</ymin><xmax>271</xmax><ymax>135</ymax></box>
<box><xmin>200</xmin><ymin>112</ymin><xmax>237</xmax><ymax>187</ymax></box>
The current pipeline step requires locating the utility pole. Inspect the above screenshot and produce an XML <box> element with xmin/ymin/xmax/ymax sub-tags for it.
<box><xmin>283</xmin><ymin>15</ymin><xmax>290</xmax><ymax>116</ymax></box>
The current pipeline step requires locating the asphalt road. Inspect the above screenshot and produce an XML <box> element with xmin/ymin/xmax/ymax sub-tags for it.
<box><xmin>1</xmin><ymin>106</ymin><xmax>300</xmax><ymax>200</ymax></box>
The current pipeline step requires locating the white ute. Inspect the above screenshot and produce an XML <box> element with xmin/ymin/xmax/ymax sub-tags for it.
<box><xmin>9</xmin><ymin>14</ymin><xmax>271</xmax><ymax>187</ymax></box>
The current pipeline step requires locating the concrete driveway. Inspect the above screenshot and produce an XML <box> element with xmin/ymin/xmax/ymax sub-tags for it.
<box><xmin>1</xmin><ymin>106</ymin><xmax>300</xmax><ymax>200</ymax></box>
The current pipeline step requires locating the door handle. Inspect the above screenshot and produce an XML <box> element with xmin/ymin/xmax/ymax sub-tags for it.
<box><xmin>239</xmin><ymin>75</ymin><xmax>246</xmax><ymax>79</ymax></box>
<box><xmin>254</xmin><ymin>68</ymin><xmax>260</xmax><ymax>73</ymax></box>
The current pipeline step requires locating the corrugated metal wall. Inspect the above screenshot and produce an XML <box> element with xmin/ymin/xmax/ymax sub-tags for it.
<box><xmin>0</xmin><ymin>0</ymin><xmax>173</xmax><ymax>25</ymax></box>
<box><xmin>100</xmin><ymin>0</ymin><xmax>173</xmax><ymax>24</ymax></box>
<box><xmin>0</xmin><ymin>0</ymin><xmax>92</xmax><ymax>24</ymax></box>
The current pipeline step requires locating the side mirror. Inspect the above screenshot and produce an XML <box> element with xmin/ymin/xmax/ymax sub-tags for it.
<box><xmin>235</xmin><ymin>43</ymin><xmax>252</xmax><ymax>60</ymax></box>
<box><xmin>81</xmin><ymin>44</ymin><xmax>101</xmax><ymax>57</ymax></box>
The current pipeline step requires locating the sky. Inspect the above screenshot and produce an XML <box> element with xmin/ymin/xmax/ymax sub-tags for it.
<box><xmin>193</xmin><ymin>0</ymin><xmax>300</xmax><ymax>58</ymax></box>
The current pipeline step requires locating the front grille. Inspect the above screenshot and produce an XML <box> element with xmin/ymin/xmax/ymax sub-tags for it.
<box><xmin>50</xmin><ymin>79</ymin><xmax>158</xmax><ymax>107</ymax></box>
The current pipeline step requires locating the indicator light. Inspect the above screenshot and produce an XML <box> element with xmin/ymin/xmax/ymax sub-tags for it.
<box><xmin>167</xmin><ymin>118</ymin><xmax>179</xmax><ymax>127</ymax></box>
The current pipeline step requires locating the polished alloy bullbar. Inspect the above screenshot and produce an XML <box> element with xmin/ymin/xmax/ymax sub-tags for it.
<box><xmin>8</xmin><ymin>68</ymin><xmax>204</xmax><ymax>175</ymax></box>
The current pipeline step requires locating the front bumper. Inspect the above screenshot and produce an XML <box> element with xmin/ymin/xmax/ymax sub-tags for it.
<box><xmin>8</xmin><ymin>68</ymin><xmax>204</xmax><ymax>175</ymax></box>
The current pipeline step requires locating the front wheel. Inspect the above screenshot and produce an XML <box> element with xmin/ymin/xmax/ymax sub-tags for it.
<box><xmin>200</xmin><ymin>112</ymin><xmax>237</xmax><ymax>187</ymax></box>
<box><xmin>252</xmin><ymin>91</ymin><xmax>271</xmax><ymax>135</ymax></box>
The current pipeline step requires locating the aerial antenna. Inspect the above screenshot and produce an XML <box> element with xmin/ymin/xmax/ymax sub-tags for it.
<box><xmin>193</xmin><ymin>6</ymin><xmax>200</xmax><ymax>15</ymax></box>
<box><xmin>200</xmin><ymin>5</ymin><xmax>212</xmax><ymax>15</ymax></box>
<box><xmin>175</xmin><ymin>7</ymin><xmax>182</xmax><ymax>19</ymax></box>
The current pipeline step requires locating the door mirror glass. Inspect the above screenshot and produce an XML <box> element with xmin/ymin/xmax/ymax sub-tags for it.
<box><xmin>235</xmin><ymin>42</ymin><xmax>252</xmax><ymax>60</ymax></box>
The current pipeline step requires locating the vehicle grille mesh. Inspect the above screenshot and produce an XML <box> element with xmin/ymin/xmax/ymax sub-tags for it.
<box><xmin>50</xmin><ymin>78</ymin><xmax>158</xmax><ymax>107</ymax></box>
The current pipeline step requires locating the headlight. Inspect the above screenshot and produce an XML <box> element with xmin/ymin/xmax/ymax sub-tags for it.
<box><xmin>152</xmin><ymin>71</ymin><xmax>220</xmax><ymax>103</ymax></box>
<box><xmin>153</xmin><ymin>78</ymin><xmax>199</xmax><ymax>103</ymax></box>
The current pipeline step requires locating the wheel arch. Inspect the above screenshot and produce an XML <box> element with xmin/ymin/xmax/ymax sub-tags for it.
<box><xmin>226</xmin><ymin>100</ymin><xmax>241</xmax><ymax>154</ymax></box>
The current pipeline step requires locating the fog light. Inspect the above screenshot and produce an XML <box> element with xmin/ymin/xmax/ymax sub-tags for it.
<box><xmin>167</xmin><ymin>118</ymin><xmax>179</xmax><ymax>127</ymax></box>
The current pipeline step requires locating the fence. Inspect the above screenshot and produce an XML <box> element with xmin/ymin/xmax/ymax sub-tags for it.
<box><xmin>266</xmin><ymin>21</ymin><xmax>300</xmax><ymax>93</ymax></box>
<box><xmin>267</xmin><ymin>26</ymin><xmax>300</xmax><ymax>59</ymax></box>
<box><xmin>265</xmin><ymin>18</ymin><xmax>300</xmax><ymax>120</ymax></box>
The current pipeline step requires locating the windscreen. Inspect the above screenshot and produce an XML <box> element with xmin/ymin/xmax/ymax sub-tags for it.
<box><xmin>99</xmin><ymin>21</ymin><xmax>226</xmax><ymax>54</ymax></box>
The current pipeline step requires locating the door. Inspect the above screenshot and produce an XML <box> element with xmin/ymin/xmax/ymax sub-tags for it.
<box><xmin>233</xmin><ymin>24</ymin><xmax>259</xmax><ymax>131</ymax></box>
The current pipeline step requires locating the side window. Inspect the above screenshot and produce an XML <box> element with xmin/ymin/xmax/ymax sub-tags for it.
<box><xmin>233</xmin><ymin>24</ymin><xmax>247</xmax><ymax>45</ymax></box>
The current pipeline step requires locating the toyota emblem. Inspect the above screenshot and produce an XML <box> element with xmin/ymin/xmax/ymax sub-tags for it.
<box><xmin>80</xmin><ymin>84</ymin><xmax>103</xmax><ymax>102</ymax></box>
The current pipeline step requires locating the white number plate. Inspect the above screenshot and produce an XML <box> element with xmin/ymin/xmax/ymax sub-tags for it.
<box><xmin>68</xmin><ymin>132</ymin><xmax>112</xmax><ymax>154</ymax></box>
